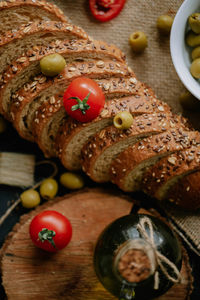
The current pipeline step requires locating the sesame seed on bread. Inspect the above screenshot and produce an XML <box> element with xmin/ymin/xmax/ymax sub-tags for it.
<box><xmin>0</xmin><ymin>39</ymin><xmax>125</xmax><ymax>118</ymax></box>
<box><xmin>110</xmin><ymin>129</ymin><xmax>200</xmax><ymax>192</ymax></box>
<box><xmin>0</xmin><ymin>21</ymin><xmax>88</xmax><ymax>74</ymax></box>
<box><xmin>10</xmin><ymin>60</ymin><xmax>132</xmax><ymax>141</ymax></box>
<box><xmin>32</xmin><ymin>76</ymin><xmax>141</xmax><ymax>157</ymax></box>
<box><xmin>142</xmin><ymin>145</ymin><xmax>200</xmax><ymax>201</ymax></box>
<box><xmin>55</xmin><ymin>93</ymin><xmax>172</xmax><ymax>171</ymax></box>
<box><xmin>166</xmin><ymin>171</ymin><xmax>200</xmax><ymax>210</ymax></box>
<box><xmin>81</xmin><ymin>113</ymin><xmax>189</xmax><ymax>183</ymax></box>
<box><xmin>0</xmin><ymin>0</ymin><xmax>68</xmax><ymax>34</ymax></box>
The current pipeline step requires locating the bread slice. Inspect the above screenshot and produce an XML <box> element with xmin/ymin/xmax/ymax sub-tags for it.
<box><xmin>10</xmin><ymin>60</ymin><xmax>132</xmax><ymax>141</ymax></box>
<box><xmin>81</xmin><ymin>113</ymin><xmax>187</xmax><ymax>183</ymax></box>
<box><xmin>141</xmin><ymin>145</ymin><xmax>200</xmax><ymax>201</ymax></box>
<box><xmin>0</xmin><ymin>39</ymin><xmax>125</xmax><ymax>117</ymax></box>
<box><xmin>0</xmin><ymin>0</ymin><xmax>68</xmax><ymax>34</ymax></box>
<box><xmin>55</xmin><ymin>93</ymin><xmax>173</xmax><ymax>171</ymax></box>
<box><xmin>0</xmin><ymin>21</ymin><xmax>88</xmax><ymax>74</ymax></box>
<box><xmin>166</xmin><ymin>172</ymin><xmax>200</xmax><ymax>210</ymax></box>
<box><xmin>110</xmin><ymin>129</ymin><xmax>200</xmax><ymax>192</ymax></box>
<box><xmin>32</xmin><ymin>77</ymin><xmax>141</xmax><ymax>157</ymax></box>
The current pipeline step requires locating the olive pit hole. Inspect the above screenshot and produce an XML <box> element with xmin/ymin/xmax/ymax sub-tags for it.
<box><xmin>116</xmin><ymin>117</ymin><xmax>123</xmax><ymax>125</ymax></box>
<box><xmin>133</xmin><ymin>33</ymin><xmax>139</xmax><ymax>39</ymax></box>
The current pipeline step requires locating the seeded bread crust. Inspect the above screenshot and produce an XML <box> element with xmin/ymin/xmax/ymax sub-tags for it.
<box><xmin>141</xmin><ymin>146</ymin><xmax>200</xmax><ymax>200</ymax></box>
<box><xmin>0</xmin><ymin>39</ymin><xmax>125</xmax><ymax>117</ymax></box>
<box><xmin>32</xmin><ymin>77</ymin><xmax>141</xmax><ymax>157</ymax></box>
<box><xmin>81</xmin><ymin>113</ymin><xmax>188</xmax><ymax>183</ymax></box>
<box><xmin>166</xmin><ymin>172</ymin><xmax>200</xmax><ymax>210</ymax></box>
<box><xmin>0</xmin><ymin>21</ymin><xmax>88</xmax><ymax>73</ymax></box>
<box><xmin>55</xmin><ymin>91</ymin><xmax>173</xmax><ymax>171</ymax></box>
<box><xmin>0</xmin><ymin>0</ymin><xmax>68</xmax><ymax>33</ymax></box>
<box><xmin>110</xmin><ymin>129</ymin><xmax>200</xmax><ymax>192</ymax></box>
<box><xmin>10</xmin><ymin>60</ymin><xmax>132</xmax><ymax>141</ymax></box>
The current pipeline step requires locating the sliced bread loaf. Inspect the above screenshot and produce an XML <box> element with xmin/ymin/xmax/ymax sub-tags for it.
<box><xmin>32</xmin><ymin>77</ymin><xmax>140</xmax><ymax>157</ymax></box>
<box><xmin>0</xmin><ymin>39</ymin><xmax>125</xmax><ymax>117</ymax></box>
<box><xmin>55</xmin><ymin>93</ymin><xmax>173</xmax><ymax>171</ymax></box>
<box><xmin>110</xmin><ymin>129</ymin><xmax>200</xmax><ymax>192</ymax></box>
<box><xmin>0</xmin><ymin>0</ymin><xmax>68</xmax><ymax>34</ymax></box>
<box><xmin>10</xmin><ymin>60</ymin><xmax>132</xmax><ymax>141</ymax></box>
<box><xmin>0</xmin><ymin>21</ymin><xmax>88</xmax><ymax>74</ymax></box>
<box><xmin>141</xmin><ymin>145</ymin><xmax>200</xmax><ymax>201</ymax></box>
<box><xmin>81</xmin><ymin>113</ymin><xmax>187</xmax><ymax>183</ymax></box>
<box><xmin>166</xmin><ymin>172</ymin><xmax>200</xmax><ymax>210</ymax></box>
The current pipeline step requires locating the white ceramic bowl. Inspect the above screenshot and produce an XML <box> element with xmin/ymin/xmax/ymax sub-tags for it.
<box><xmin>170</xmin><ymin>0</ymin><xmax>200</xmax><ymax>100</ymax></box>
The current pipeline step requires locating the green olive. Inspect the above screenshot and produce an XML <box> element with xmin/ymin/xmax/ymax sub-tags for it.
<box><xmin>179</xmin><ymin>91</ymin><xmax>200</xmax><ymax>111</ymax></box>
<box><xmin>190</xmin><ymin>58</ymin><xmax>200</xmax><ymax>78</ymax></box>
<box><xmin>157</xmin><ymin>15</ymin><xmax>173</xmax><ymax>35</ymax></box>
<box><xmin>129</xmin><ymin>31</ymin><xmax>148</xmax><ymax>53</ymax></box>
<box><xmin>40</xmin><ymin>178</ymin><xmax>58</xmax><ymax>200</ymax></box>
<box><xmin>188</xmin><ymin>13</ymin><xmax>200</xmax><ymax>34</ymax></box>
<box><xmin>186</xmin><ymin>31</ymin><xmax>200</xmax><ymax>47</ymax></box>
<box><xmin>113</xmin><ymin>111</ymin><xmax>134</xmax><ymax>130</ymax></box>
<box><xmin>191</xmin><ymin>46</ymin><xmax>200</xmax><ymax>60</ymax></box>
<box><xmin>21</xmin><ymin>189</ymin><xmax>40</xmax><ymax>209</ymax></box>
<box><xmin>0</xmin><ymin>116</ymin><xmax>6</xmax><ymax>134</ymax></box>
<box><xmin>60</xmin><ymin>172</ymin><xmax>84</xmax><ymax>190</ymax></box>
<box><xmin>40</xmin><ymin>53</ymin><xmax>66</xmax><ymax>77</ymax></box>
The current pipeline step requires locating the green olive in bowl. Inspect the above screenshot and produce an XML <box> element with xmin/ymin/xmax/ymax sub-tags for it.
<box><xmin>191</xmin><ymin>46</ymin><xmax>200</xmax><ymax>60</ymax></box>
<box><xmin>186</xmin><ymin>31</ymin><xmax>200</xmax><ymax>47</ymax></box>
<box><xmin>188</xmin><ymin>13</ymin><xmax>200</xmax><ymax>34</ymax></box>
<box><xmin>190</xmin><ymin>57</ymin><xmax>200</xmax><ymax>78</ymax></box>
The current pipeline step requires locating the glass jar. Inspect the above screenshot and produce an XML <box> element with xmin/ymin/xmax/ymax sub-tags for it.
<box><xmin>94</xmin><ymin>214</ymin><xmax>182</xmax><ymax>300</ymax></box>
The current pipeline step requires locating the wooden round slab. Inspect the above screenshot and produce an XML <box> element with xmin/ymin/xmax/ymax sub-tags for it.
<box><xmin>0</xmin><ymin>189</ymin><xmax>193</xmax><ymax>299</ymax></box>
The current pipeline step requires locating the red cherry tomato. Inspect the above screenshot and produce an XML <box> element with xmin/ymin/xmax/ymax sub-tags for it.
<box><xmin>89</xmin><ymin>0</ymin><xmax>126</xmax><ymax>22</ymax></box>
<box><xmin>63</xmin><ymin>77</ymin><xmax>105</xmax><ymax>122</ymax></box>
<box><xmin>29</xmin><ymin>210</ymin><xmax>72</xmax><ymax>252</ymax></box>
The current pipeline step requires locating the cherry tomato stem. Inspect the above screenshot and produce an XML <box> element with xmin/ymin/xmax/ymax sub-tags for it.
<box><xmin>63</xmin><ymin>77</ymin><xmax>105</xmax><ymax>123</ymax></box>
<box><xmin>38</xmin><ymin>228</ymin><xmax>56</xmax><ymax>248</ymax></box>
<box><xmin>29</xmin><ymin>210</ymin><xmax>72</xmax><ymax>252</ymax></box>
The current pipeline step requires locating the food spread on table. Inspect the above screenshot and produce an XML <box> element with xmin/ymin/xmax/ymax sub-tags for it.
<box><xmin>0</xmin><ymin>0</ymin><xmax>199</xmax><ymax>299</ymax></box>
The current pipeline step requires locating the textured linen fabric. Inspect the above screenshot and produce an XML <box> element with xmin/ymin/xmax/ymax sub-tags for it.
<box><xmin>51</xmin><ymin>0</ymin><xmax>200</xmax><ymax>255</ymax></box>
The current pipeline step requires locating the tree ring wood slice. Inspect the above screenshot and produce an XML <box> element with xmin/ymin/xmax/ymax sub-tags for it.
<box><xmin>1</xmin><ymin>188</ymin><xmax>133</xmax><ymax>300</ymax></box>
<box><xmin>0</xmin><ymin>189</ymin><xmax>193</xmax><ymax>299</ymax></box>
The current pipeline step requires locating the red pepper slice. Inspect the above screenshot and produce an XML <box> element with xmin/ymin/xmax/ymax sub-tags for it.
<box><xmin>89</xmin><ymin>0</ymin><xmax>126</xmax><ymax>22</ymax></box>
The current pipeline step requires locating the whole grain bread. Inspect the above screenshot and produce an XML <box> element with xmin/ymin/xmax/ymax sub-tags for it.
<box><xmin>0</xmin><ymin>39</ymin><xmax>125</xmax><ymax>118</ymax></box>
<box><xmin>81</xmin><ymin>114</ymin><xmax>189</xmax><ymax>183</ymax></box>
<box><xmin>10</xmin><ymin>60</ymin><xmax>132</xmax><ymax>141</ymax></box>
<box><xmin>32</xmin><ymin>77</ymin><xmax>141</xmax><ymax>157</ymax></box>
<box><xmin>110</xmin><ymin>130</ymin><xmax>200</xmax><ymax>192</ymax></box>
<box><xmin>141</xmin><ymin>146</ymin><xmax>200</xmax><ymax>201</ymax></box>
<box><xmin>0</xmin><ymin>21</ymin><xmax>88</xmax><ymax>74</ymax></box>
<box><xmin>1</xmin><ymin>1</ymin><xmax>200</xmax><ymax>211</ymax></box>
<box><xmin>166</xmin><ymin>172</ymin><xmax>200</xmax><ymax>210</ymax></box>
<box><xmin>55</xmin><ymin>92</ymin><xmax>173</xmax><ymax>171</ymax></box>
<box><xmin>0</xmin><ymin>0</ymin><xmax>68</xmax><ymax>34</ymax></box>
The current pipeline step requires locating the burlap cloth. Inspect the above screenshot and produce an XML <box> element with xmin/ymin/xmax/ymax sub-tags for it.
<box><xmin>55</xmin><ymin>1</ymin><xmax>199</xmax><ymax>254</ymax></box>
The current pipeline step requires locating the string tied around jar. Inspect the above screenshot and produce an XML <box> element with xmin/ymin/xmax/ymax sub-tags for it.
<box><xmin>137</xmin><ymin>216</ymin><xmax>182</xmax><ymax>290</ymax></box>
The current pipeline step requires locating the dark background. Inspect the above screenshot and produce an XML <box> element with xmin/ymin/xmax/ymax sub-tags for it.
<box><xmin>0</xmin><ymin>121</ymin><xmax>200</xmax><ymax>299</ymax></box>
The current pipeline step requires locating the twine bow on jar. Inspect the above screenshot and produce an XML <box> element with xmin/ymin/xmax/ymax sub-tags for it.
<box><xmin>137</xmin><ymin>216</ymin><xmax>182</xmax><ymax>290</ymax></box>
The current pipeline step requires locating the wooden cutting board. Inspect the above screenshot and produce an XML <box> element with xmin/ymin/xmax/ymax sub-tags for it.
<box><xmin>0</xmin><ymin>188</ymin><xmax>193</xmax><ymax>300</ymax></box>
